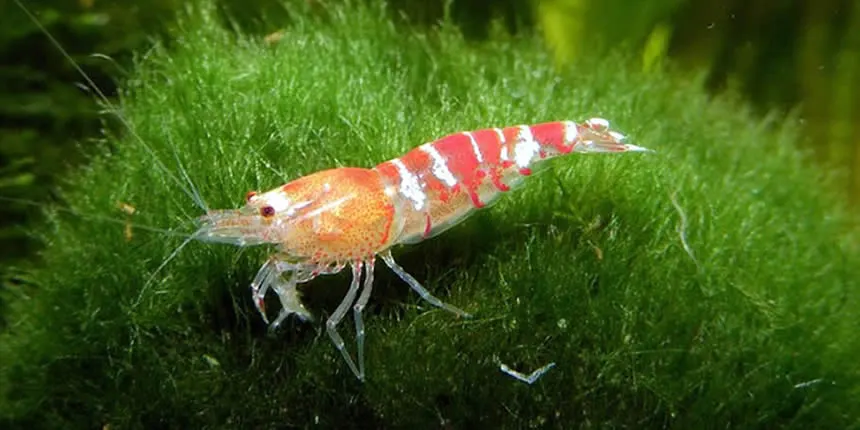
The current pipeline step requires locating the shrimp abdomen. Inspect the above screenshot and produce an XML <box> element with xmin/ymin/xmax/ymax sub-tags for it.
<box><xmin>375</xmin><ymin>119</ymin><xmax>647</xmax><ymax>245</ymax></box>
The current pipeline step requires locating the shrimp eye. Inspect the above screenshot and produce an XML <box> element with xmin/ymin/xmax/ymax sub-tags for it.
<box><xmin>245</xmin><ymin>191</ymin><xmax>258</xmax><ymax>203</ymax></box>
<box><xmin>260</xmin><ymin>205</ymin><xmax>275</xmax><ymax>217</ymax></box>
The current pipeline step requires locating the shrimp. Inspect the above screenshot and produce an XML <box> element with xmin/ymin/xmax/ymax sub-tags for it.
<box><xmin>194</xmin><ymin>118</ymin><xmax>650</xmax><ymax>380</ymax></box>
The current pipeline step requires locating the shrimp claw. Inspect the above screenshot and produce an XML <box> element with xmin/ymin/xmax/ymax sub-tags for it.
<box><xmin>250</xmin><ymin>256</ymin><xmax>315</xmax><ymax>326</ymax></box>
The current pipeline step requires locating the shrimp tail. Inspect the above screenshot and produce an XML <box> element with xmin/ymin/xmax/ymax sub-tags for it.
<box><xmin>573</xmin><ymin>117</ymin><xmax>652</xmax><ymax>153</ymax></box>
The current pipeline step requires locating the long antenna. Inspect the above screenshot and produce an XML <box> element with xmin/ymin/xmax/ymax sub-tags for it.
<box><xmin>13</xmin><ymin>0</ymin><xmax>210</xmax><ymax>213</ymax></box>
<box><xmin>0</xmin><ymin>196</ymin><xmax>193</xmax><ymax>239</ymax></box>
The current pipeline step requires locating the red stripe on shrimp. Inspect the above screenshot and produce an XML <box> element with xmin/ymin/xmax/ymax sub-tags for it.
<box><xmin>426</xmin><ymin>133</ymin><xmax>486</xmax><ymax>208</ymax></box>
<box><xmin>529</xmin><ymin>121</ymin><xmax>574</xmax><ymax>156</ymax></box>
<box><xmin>398</xmin><ymin>146</ymin><xmax>454</xmax><ymax>203</ymax></box>
<box><xmin>470</xmin><ymin>129</ymin><xmax>501</xmax><ymax>165</ymax></box>
<box><xmin>501</xmin><ymin>125</ymin><xmax>537</xmax><ymax>176</ymax></box>
<box><xmin>470</xmin><ymin>128</ymin><xmax>511</xmax><ymax>192</ymax></box>
<box><xmin>373</xmin><ymin>161</ymin><xmax>401</xmax><ymax>189</ymax></box>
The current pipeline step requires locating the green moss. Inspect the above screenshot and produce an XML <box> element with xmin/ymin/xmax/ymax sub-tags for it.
<box><xmin>2</xmin><ymin>1</ymin><xmax>858</xmax><ymax>428</ymax></box>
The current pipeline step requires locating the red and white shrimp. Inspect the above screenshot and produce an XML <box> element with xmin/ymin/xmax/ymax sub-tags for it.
<box><xmin>194</xmin><ymin>118</ymin><xmax>650</xmax><ymax>380</ymax></box>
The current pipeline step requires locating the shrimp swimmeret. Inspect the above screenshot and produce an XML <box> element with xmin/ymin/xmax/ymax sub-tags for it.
<box><xmin>194</xmin><ymin>119</ymin><xmax>650</xmax><ymax>380</ymax></box>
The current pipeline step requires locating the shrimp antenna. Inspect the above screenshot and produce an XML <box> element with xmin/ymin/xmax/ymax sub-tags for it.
<box><xmin>0</xmin><ymin>196</ymin><xmax>194</xmax><ymax>240</ymax></box>
<box><xmin>133</xmin><ymin>233</ymin><xmax>197</xmax><ymax>309</ymax></box>
<box><xmin>13</xmin><ymin>0</ymin><xmax>210</xmax><ymax>213</ymax></box>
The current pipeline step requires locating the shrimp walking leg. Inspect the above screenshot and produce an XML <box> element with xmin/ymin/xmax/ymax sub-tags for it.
<box><xmin>326</xmin><ymin>262</ymin><xmax>365</xmax><ymax>380</ymax></box>
<box><xmin>352</xmin><ymin>257</ymin><xmax>375</xmax><ymax>378</ymax></box>
<box><xmin>380</xmin><ymin>251</ymin><xmax>470</xmax><ymax>318</ymax></box>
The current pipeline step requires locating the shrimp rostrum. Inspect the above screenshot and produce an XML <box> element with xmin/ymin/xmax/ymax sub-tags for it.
<box><xmin>194</xmin><ymin>118</ymin><xmax>650</xmax><ymax>380</ymax></box>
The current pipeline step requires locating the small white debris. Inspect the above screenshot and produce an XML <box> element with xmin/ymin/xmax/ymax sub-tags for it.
<box><xmin>793</xmin><ymin>379</ymin><xmax>823</xmax><ymax>389</ymax></box>
<box><xmin>495</xmin><ymin>356</ymin><xmax>556</xmax><ymax>385</ymax></box>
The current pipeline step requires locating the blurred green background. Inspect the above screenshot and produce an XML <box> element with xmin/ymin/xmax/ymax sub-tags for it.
<box><xmin>1</xmin><ymin>0</ymin><xmax>857</xmax><ymax>284</ymax></box>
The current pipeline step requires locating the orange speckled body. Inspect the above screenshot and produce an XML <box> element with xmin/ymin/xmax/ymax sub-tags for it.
<box><xmin>195</xmin><ymin>117</ymin><xmax>649</xmax><ymax>381</ymax></box>
<box><xmin>273</xmin><ymin>168</ymin><xmax>401</xmax><ymax>263</ymax></box>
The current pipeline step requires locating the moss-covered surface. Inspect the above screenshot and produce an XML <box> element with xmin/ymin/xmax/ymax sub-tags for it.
<box><xmin>1</xmin><ymin>2</ymin><xmax>858</xmax><ymax>428</ymax></box>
